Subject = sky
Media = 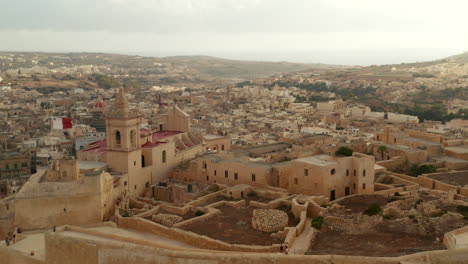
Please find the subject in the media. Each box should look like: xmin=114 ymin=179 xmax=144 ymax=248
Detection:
xmin=1 ymin=0 xmax=467 ymax=65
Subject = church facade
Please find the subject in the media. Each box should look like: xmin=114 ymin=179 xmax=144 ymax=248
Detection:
xmin=78 ymin=88 xmax=203 ymax=195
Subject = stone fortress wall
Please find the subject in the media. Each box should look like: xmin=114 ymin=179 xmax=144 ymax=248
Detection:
xmin=2 ymin=223 xmax=468 ymax=264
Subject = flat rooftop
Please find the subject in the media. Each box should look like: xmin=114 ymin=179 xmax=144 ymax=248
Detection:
xmin=296 ymin=155 xmax=337 ymax=166
xmin=79 ymin=161 xmax=108 ymax=170
xmin=204 ymin=134 xmax=225 ymax=140
xmin=445 ymin=146 xmax=468 ymax=154
xmin=402 ymin=137 xmax=441 ymax=147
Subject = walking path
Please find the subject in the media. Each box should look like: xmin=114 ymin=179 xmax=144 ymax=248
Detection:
xmin=290 ymin=218 xmax=315 ymax=255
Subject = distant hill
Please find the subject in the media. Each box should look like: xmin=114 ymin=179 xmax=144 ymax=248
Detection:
xmin=445 ymin=51 xmax=468 ymax=63
xmin=158 ymin=55 xmax=334 ymax=79
xmin=0 ymin=52 xmax=336 ymax=82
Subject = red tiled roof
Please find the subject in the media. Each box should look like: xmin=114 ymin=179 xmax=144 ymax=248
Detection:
xmin=142 ymin=131 xmax=181 ymax=148
xmin=80 ymin=131 xmax=181 ymax=152
xmin=152 ymin=131 xmax=181 ymax=141
xmin=141 ymin=141 xmax=165 ymax=148
xmin=82 ymin=139 xmax=107 ymax=152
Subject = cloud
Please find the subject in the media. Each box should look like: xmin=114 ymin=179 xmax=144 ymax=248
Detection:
xmin=0 ymin=0 xmax=466 ymax=64
xmin=1 ymin=0 xmax=466 ymax=33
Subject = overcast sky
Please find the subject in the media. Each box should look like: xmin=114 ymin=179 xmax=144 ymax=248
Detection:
xmin=1 ymin=0 xmax=467 ymax=65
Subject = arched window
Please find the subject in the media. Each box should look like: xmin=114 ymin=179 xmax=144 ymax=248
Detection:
xmin=115 ymin=130 xmax=121 ymax=145
xmin=331 ymin=168 xmax=336 ymax=175
xmin=162 ymin=150 xmax=166 ymax=163
xmin=130 ymin=130 xmax=136 ymax=147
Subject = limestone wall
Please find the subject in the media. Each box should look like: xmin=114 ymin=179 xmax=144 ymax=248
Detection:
xmin=375 ymin=187 xmax=405 ymax=196
xmin=24 ymin=225 xmax=468 ymax=264
xmin=307 ymin=199 xmax=326 ymax=217
xmin=295 ymin=211 xmax=307 ymax=236
xmin=117 ymin=215 xmax=279 ymax=252
xmin=14 ymin=193 xmax=102 ymax=231
xmin=291 ymin=197 xmax=308 ymax=218
xmin=0 ymin=246 xmax=43 ymax=264
xmin=172 ymin=207 xmax=221 ymax=228
xmin=391 ymin=172 xmax=468 ymax=197
xmin=376 ymin=156 xmax=406 ymax=171
xmin=444 ymin=225 xmax=468 ymax=249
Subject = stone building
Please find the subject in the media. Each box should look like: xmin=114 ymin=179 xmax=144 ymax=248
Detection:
xmin=173 ymin=151 xmax=375 ymax=201
xmin=316 ymin=100 xmax=347 ymax=112
xmin=376 ymin=126 xmax=444 ymax=156
xmin=4 ymin=159 xmax=116 ymax=232
xmin=0 ymin=152 xmax=31 ymax=180
xmin=288 ymin=153 xmax=375 ymax=200
xmin=78 ymin=88 xmax=204 ymax=195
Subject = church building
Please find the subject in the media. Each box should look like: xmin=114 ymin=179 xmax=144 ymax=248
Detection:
xmin=78 ymin=88 xmax=204 ymax=195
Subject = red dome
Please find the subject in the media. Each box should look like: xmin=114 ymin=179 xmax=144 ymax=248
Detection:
xmin=94 ymin=96 xmax=106 ymax=108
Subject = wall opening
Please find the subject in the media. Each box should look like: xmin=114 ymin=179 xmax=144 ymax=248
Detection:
xmin=115 ymin=130 xmax=121 ymax=145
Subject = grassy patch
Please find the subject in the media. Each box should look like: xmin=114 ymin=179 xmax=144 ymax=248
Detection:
xmin=363 ymin=204 xmax=382 ymax=216
xmin=456 ymin=206 xmax=468 ymax=219
xmin=431 ymin=210 xmax=447 ymax=218
xmin=247 ymin=191 xmax=257 ymax=197
xmin=311 ymin=216 xmax=324 ymax=230
xmin=195 ymin=210 xmax=205 ymax=216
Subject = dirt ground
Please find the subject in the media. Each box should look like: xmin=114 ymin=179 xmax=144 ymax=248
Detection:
xmin=336 ymin=194 xmax=389 ymax=213
xmin=181 ymin=204 xmax=296 ymax=245
xmin=308 ymin=230 xmax=444 ymax=257
xmin=310 ymin=192 xmax=466 ymax=256
xmin=157 ymin=209 xmax=197 ymax=220
xmin=198 ymin=195 xmax=273 ymax=207
xmin=197 ymin=196 xmax=226 ymax=207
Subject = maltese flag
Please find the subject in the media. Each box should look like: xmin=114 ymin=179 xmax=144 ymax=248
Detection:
xmin=52 ymin=117 xmax=73 ymax=129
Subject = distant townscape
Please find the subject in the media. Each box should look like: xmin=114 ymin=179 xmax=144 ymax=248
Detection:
xmin=0 ymin=51 xmax=467 ymax=264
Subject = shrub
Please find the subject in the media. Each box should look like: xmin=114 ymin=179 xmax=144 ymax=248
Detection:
xmin=363 ymin=204 xmax=382 ymax=216
xmin=414 ymin=199 xmax=423 ymax=209
xmin=311 ymin=216 xmax=324 ymax=230
xmin=431 ymin=210 xmax=447 ymax=218
xmin=409 ymin=164 xmax=436 ymax=176
xmin=122 ymin=210 xmax=130 ymax=217
xmin=195 ymin=210 xmax=205 ymax=216
xmin=247 ymin=191 xmax=257 ymax=197
xmin=388 ymin=197 xmax=399 ymax=203
xmin=456 ymin=206 xmax=468 ymax=219
xmin=335 ymin=146 xmax=353 ymax=157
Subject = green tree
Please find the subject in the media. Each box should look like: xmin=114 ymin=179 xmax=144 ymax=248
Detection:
xmin=311 ymin=216 xmax=324 ymax=230
xmin=335 ymin=146 xmax=353 ymax=156
xmin=409 ymin=164 xmax=436 ymax=176
xmin=378 ymin=145 xmax=388 ymax=160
